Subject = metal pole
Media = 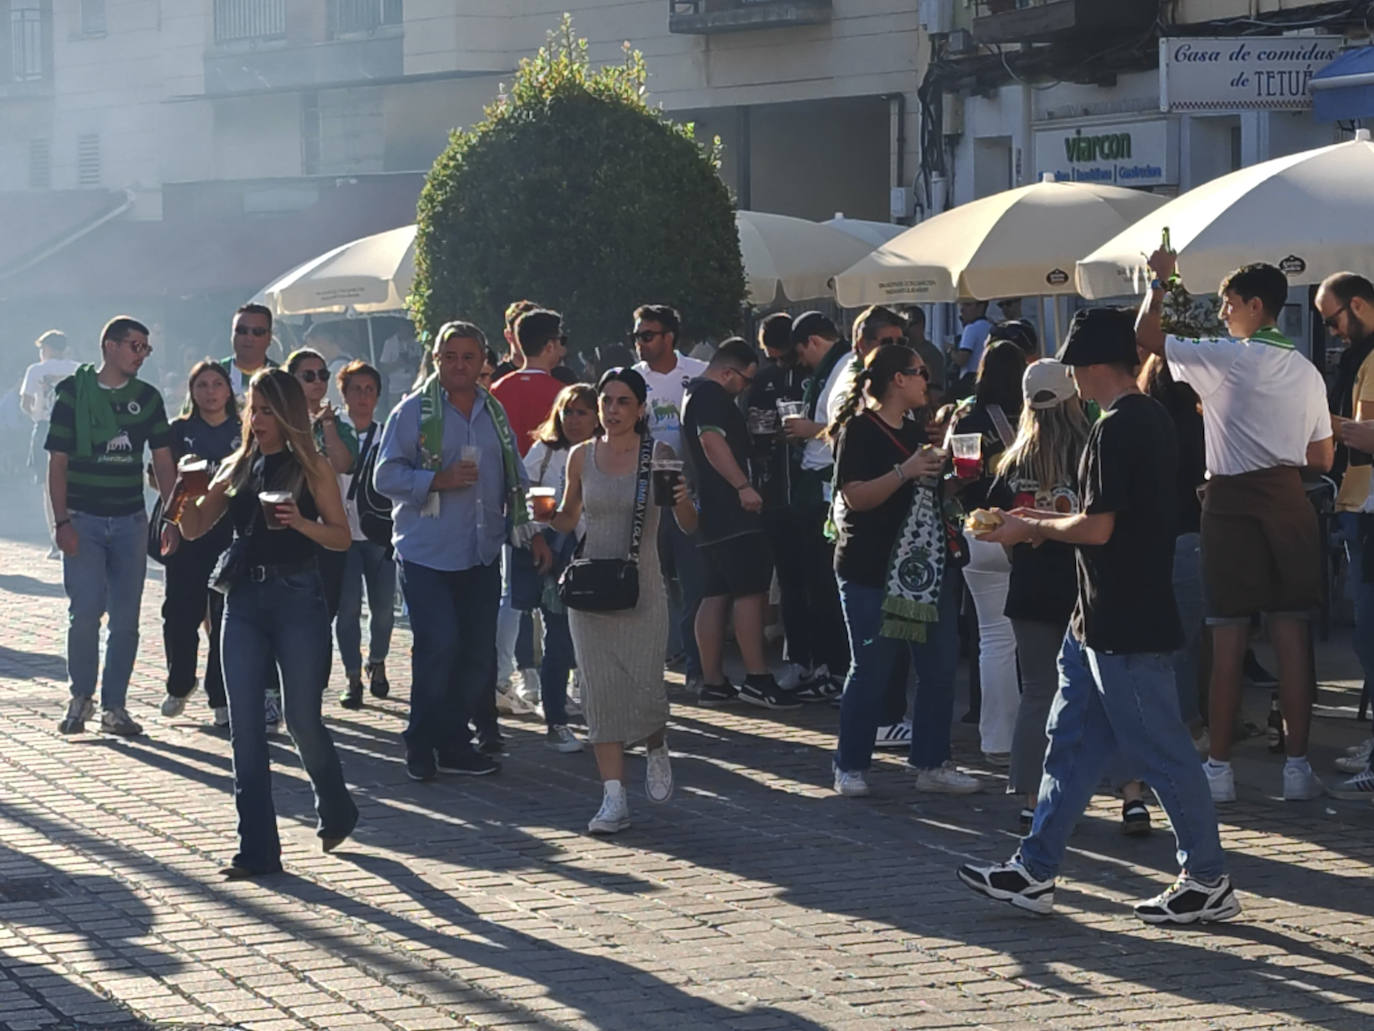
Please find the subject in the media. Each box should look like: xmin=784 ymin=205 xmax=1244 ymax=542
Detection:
xmin=367 ymin=317 xmax=377 ymax=366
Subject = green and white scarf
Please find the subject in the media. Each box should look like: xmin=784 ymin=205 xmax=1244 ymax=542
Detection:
xmin=417 ymin=374 xmax=530 ymax=535
xmin=879 ymin=480 xmax=946 ymax=643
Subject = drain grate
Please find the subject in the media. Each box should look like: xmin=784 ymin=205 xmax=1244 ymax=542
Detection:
xmin=0 ymin=876 xmax=67 ymax=903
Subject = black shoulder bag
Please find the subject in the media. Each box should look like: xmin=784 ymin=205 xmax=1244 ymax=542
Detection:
xmin=557 ymin=434 xmax=652 ymax=612
xmin=347 ymin=424 xmax=394 ymax=553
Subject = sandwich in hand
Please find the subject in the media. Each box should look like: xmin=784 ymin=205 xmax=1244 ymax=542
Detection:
xmin=965 ymin=508 xmax=1004 ymax=536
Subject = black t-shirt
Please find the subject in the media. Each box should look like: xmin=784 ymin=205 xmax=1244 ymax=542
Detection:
xmin=1152 ymin=381 xmax=1205 ymax=536
xmin=988 ymin=474 xmax=1079 ymax=628
xmin=1070 ymin=393 xmax=1182 ymax=654
xmin=228 ymin=451 xmax=321 ymax=568
xmin=834 ymin=412 xmax=927 ymax=588
xmin=745 ymin=360 xmax=806 ymax=511
xmin=681 ymin=377 xmax=760 ymax=545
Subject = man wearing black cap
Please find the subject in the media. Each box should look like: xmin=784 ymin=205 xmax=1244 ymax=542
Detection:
xmin=957 ymin=307 xmax=1237 ymax=926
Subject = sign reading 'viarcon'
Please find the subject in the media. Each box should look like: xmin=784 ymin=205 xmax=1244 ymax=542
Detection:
xmin=1160 ymin=36 xmax=1344 ymax=112
xmin=1035 ymin=119 xmax=1178 ymax=187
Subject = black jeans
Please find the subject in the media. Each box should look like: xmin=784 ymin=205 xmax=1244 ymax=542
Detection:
xmin=162 ymin=540 xmax=227 ymax=708
xmin=791 ymin=503 xmax=850 ymax=676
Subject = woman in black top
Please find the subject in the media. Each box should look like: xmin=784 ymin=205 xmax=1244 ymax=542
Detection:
xmin=830 ymin=345 xmax=980 ymax=798
xmin=179 ymin=368 xmax=356 ymax=878
xmin=159 ymin=360 xmax=240 ymax=726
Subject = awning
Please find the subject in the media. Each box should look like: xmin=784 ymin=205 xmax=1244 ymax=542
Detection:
xmin=1311 ymin=46 xmax=1374 ymax=123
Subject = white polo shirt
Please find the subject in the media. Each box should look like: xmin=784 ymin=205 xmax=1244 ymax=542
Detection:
xmin=1165 ymin=328 xmax=1330 ymax=477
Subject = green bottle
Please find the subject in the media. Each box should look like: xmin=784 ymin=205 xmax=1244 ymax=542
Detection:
xmin=1161 ymin=226 xmax=1181 ymax=285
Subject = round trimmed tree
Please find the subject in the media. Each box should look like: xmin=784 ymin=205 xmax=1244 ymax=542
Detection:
xmin=411 ymin=18 xmax=746 ymax=352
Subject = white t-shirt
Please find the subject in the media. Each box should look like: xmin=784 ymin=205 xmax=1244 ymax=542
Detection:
xmin=632 ymin=354 xmax=708 ymax=457
xmin=19 ymin=358 xmax=79 ymax=422
xmin=1165 ymin=332 xmax=1331 ymax=477
xmin=802 ymin=356 xmax=853 ymax=472
xmin=958 ymin=317 xmax=993 ymax=373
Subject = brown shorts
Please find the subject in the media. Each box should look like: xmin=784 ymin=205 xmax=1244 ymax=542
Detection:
xmin=1200 ymin=467 xmax=1321 ymax=623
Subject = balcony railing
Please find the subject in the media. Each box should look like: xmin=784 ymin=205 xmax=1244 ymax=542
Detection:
xmin=328 ymin=0 xmax=402 ymax=38
xmin=669 ymin=0 xmax=831 ymax=35
xmin=972 ymin=0 xmax=1155 ymax=45
xmin=213 ymin=0 xmax=286 ymax=45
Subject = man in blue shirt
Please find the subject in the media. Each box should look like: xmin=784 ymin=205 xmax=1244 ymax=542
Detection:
xmin=375 ymin=321 xmax=549 ymax=781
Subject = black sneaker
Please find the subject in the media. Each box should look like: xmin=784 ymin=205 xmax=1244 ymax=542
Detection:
xmin=405 ymin=751 xmax=437 ymax=783
xmin=1121 ymin=799 xmax=1152 ymax=837
xmin=738 ymin=676 xmax=803 ymax=711
xmin=1133 ymin=874 xmax=1241 ymax=925
xmin=340 ymin=675 xmax=364 ymax=711
xmin=476 ymin=734 xmax=506 ymax=756
xmin=793 ymin=673 xmax=842 ymax=704
xmin=436 ymin=749 xmax=500 ymax=776
xmin=956 ymin=855 xmax=1056 ymax=915
xmin=698 ymin=681 xmax=739 ymax=707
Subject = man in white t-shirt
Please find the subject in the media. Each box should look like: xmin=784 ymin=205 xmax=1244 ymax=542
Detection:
xmin=20 ymin=330 xmax=80 ymax=554
xmin=632 ymin=303 xmax=708 ymax=688
xmin=950 ymin=301 xmax=993 ymax=393
xmin=1137 ymin=253 xmax=1333 ymax=805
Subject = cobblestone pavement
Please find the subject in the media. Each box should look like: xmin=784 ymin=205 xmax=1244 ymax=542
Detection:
xmin=1 ymin=531 xmax=1373 ymax=1031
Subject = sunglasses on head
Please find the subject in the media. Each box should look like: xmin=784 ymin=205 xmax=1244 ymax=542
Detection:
xmin=296 ymin=369 xmax=327 ymax=383
xmin=235 ymin=326 xmax=269 ymax=338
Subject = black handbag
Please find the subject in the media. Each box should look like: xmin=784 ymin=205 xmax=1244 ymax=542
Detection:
xmin=557 ymin=434 xmax=652 ymax=612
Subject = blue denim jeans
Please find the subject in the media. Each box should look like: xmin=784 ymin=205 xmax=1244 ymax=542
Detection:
xmin=63 ymin=510 xmax=148 ymax=709
xmin=400 ymin=559 xmax=500 ymax=758
xmin=1019 ymin=634 xmax=1226 ymax=884
xmin=1171 ymin=532 xmax=1205 ymax=722
xmin=222 ymin=571 xmax=357 ymax=872
xmin=335 ymin=539 xmax=396 ymax=675
xmin=658 ymin=515 xmax=703 ymax=680
xmin=539 ymin=606 xmax=575 ymax=728
xmin=835 ymin=572 xmax=960 ymax=773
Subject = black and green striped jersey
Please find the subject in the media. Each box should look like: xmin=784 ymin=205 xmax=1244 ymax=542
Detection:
xmin=45 ymin=377 xmax=171 ymax=516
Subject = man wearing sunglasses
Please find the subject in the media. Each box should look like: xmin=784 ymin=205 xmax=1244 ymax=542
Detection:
xmin=221 ymin=303 xmax=278 ymax=403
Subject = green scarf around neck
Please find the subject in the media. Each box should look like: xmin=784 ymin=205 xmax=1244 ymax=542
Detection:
xmin=418 ymin=374 xmax=529 ymax=531
xmin=73 ymin=364 xmax=120 ymax=458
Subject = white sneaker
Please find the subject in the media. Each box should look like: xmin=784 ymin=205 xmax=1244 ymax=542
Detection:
xmin=645 ymin=745 xmax=673 ymax=804
xmin=160 ymin=693 xmax=187 ymax=718
xmin=1344 ymin=735 xmax=1374 ymax=756
xmin=545 ymin=725 xmax=584 ymax=754
xmin=833 ymin=769 xmax=870 ymax=797
xmin=1281 ymin=763 xmax=1325 ymax=801
xmin=1335 ymin=737 xmax=1374 ymax=773
xmin=873 ymin=722 xmax=913 ymax=751
xmin=495 ymin=680 xmax=535 ymax=715
xmin=587 ymin=788 xmax=631 ymax=834
xmin=1203 ymin=761 xmax=1236 ymax=803
xmin=775 ymin=663 xmax=812 ymax=691
xmin=212 ymin=706 xmax=230 ymax=727
xmin=1328 ymin=766 xmax=1374 ymax=800
xmin=516 ymin=668 xmax=542 ymax=710
xmin=914 ymin=761 xmax=980 ymax=795
xmin=264 ymin=692 xmax=281 ymax=731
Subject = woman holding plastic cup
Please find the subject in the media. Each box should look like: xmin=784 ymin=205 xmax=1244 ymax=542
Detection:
xmin=158 ymin=360 xmax=240 ymax=726
xmin=177 ymin=368 xmax=356 ymax=878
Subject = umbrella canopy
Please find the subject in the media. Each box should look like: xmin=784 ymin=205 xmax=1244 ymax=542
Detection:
xmin=823 ymin=215 xmax=907 ymax=248
xmin=736 ymin=210 xmax=876 ymax=305
xmin=1077 ymin=130 xmax=1374 ymax=299
xmin=833 ymin=179 xmax=1168 ymax=307
xmin=257 ymin=224 xmax=417 ymax=315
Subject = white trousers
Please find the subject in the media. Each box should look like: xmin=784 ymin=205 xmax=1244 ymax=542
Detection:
xmin=961 ymin=534 xmax=1019 ymax=755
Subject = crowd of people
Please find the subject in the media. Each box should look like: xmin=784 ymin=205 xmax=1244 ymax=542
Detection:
xmin=19 ymin=260 xmax=1374 ymax=918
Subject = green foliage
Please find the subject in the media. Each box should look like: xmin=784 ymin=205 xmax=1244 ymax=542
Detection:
xmin=411 ymin=16 xmax=746 ymax=352
xmin=1161 ymin=281 xmax=1226 ymax=339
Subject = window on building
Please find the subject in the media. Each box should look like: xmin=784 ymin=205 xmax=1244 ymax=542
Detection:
xmin=212 ymin=0 xmax=286 ymax=45
xmin=77 ymin=133 xmax=100 ymax=185
xmin=79 ymin=0 xmax=105 ymax=36
xmin=327 ymin=0 xmax=402 ymax=38
xmin=28 ymin=138 xmax=50 ymax=188
xmin=4 ymin=0 xmax=54 ymax=83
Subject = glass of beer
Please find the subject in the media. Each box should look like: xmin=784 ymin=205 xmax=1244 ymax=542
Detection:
xmin=527 ymin=486 xmax=557 ymax=521
xmin=166 ymin=456 xmax=209 ymax=524
xmin=950 ymin=434 xmax=982 ymax=480
xmin=652 ymin=459 xmax=684 ymax=506
xmin=258 ymin=490 xmax=293 ymax=530
xmin=461 ymin=444 xmax=480 ymax=467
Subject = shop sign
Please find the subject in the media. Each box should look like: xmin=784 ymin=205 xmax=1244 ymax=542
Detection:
xmin=1034 ymin=119 xmax=1177 ymax=187
xmin=1160 ymin=36 xmax=1344 ymax=112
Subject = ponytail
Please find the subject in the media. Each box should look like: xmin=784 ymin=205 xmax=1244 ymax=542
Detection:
xmin=825 ymin=363 xmax=871 ymax=442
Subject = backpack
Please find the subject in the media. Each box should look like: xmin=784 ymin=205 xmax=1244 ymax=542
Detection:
xmin=348 ymin=424 xmax=393 ymax=553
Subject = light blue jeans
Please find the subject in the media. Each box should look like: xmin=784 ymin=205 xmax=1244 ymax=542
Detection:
xmin=63 ymin=510 xmax=148 ymax=709
xmin=335 ymin=538 xmax=396 ymax=675
xmin=1018 ymin=633 xmax=1226 ymax=884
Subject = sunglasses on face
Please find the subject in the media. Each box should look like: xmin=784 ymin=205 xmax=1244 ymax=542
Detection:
xmin=875 ymin=334 xmax=908 ymax=347
xmin=124 ymin=341 xmax=153 ymax=357
xmin=235 ymin=326 xmax=269 ymax=338
xmin=1323 ymin=303 xmax=1351 ymax=330
xmin=296 ymin=369 xmax=327 ymax=383
xmin=901 ymin=366 xmax=930 ymax=381
xmin=632 ymin=329 xmax=666 ymax=343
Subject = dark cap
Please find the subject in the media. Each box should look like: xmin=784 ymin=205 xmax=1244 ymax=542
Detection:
xmin=1056 ymin=307 xmax=1137 ymax=367
xmin=791 ymin=311 xmax=839 ymax=345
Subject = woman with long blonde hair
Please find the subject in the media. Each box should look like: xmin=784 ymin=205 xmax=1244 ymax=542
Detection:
xmin=178 ymin=368 xmax=356 ymax=878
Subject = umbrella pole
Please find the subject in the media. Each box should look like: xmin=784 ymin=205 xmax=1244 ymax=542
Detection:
xmin=1050 ymin=296 xmax=1064 ymax=355
xmin=367 ymin=318 xmax=377 ymax=366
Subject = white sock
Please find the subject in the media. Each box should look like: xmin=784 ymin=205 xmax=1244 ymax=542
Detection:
xmin=1204 ymin=758 xmax=1231 ymax=772
xmin=1283 ymin=755 xmax=1311 ymax=772
xmin=603 ymin=779 xmax=625 ymax=798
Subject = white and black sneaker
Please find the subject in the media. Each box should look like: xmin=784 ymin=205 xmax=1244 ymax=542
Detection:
xmin=738 ymin=675 xmax=802 ymax=711
xmin=956 ymin=855 xmax=1056 ymax=915
xmin=873 ymin=722 xmax=913 ymax=750
xmin=1133 ymin=873 xmax=1240 ymax=925
xmin=698 ymin=680 xmax=739 ymax=707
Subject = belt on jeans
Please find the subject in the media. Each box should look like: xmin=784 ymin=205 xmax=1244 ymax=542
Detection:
xmin=247 ymin=558 xmax=318 ymax=583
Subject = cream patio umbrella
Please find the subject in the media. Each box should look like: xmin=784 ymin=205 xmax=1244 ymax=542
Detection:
xmin=823 ymin=214 xmax=907 ymax=249
xmin=257 ymin=224 xmax=417 ymax=316
xmin=1077 ymin=129 xmax=1374 ymax=299
xmin=832 ymin=178 xmax=1168 ymax=308
xmin=736 ymin=210 xmax=876 ymax=305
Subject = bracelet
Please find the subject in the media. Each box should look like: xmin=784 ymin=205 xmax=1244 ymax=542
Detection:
xmin=54 ymin=517 xmax=71 ymax=529
xmin=892 ymin=463 xmax=906 ymax=483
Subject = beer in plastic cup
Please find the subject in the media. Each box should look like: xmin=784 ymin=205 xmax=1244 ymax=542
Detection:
xmin=950 ymin=433 xmax=982 ymax=480
xmin=776 ymin=400 xmax=806 ymax=424
xmin=461 ymin=444 xmax=480 ymax=467
xmin=652 ymin=459 xmax=684 ymax=506
xmin=528 ymin=486 xmax=557 ymax=521
xmin=167 ymin=456 xmax=209 ymax=524
xmin=258 ymin=490 xmax=293 ymax=530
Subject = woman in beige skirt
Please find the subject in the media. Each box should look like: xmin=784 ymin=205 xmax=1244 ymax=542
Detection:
xmin=544 ymin=367 xmax=698 ymax=834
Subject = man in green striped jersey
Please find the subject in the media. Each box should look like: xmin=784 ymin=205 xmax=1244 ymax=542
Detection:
xmin=46 ymin=316 xmax=176 ymax=737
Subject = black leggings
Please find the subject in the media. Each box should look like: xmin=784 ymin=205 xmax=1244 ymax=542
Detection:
xmin=162 ymin=543 xmax=227 ymax=708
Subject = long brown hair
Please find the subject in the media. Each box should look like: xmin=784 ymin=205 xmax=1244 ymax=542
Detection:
xmin=533 ymin=383 xmax=599 ymax=449
xmin=216 ymin=368 xmax=329 ymax=498
xmin=826 ymin=344 xmax=918 ymax=441
xmin=181 ymin=359 xmax=238 ymax=422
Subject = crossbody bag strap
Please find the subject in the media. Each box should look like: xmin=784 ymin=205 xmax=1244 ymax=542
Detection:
xmin=347 ymin=424 xmax=378 ymax=502
xmin=627 ymin=434 xmax=653 ymax=561
xmin=986 ymin=404 xmax=1016 ymax=450
xmin=862 ymin=410 xmax=915 ymax=459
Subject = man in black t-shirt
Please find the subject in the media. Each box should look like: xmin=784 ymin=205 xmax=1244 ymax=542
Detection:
xmin=682 ymin=338 xmax=798 ymax=711
xmin=957 ymin=307 xmax=1237 ymax=927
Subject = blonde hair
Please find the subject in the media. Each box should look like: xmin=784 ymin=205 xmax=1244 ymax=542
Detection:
xmin=996 ymin=395 xmax=1090 ymax=493
xmin=216 ymin=368 xmax=330 ymax=499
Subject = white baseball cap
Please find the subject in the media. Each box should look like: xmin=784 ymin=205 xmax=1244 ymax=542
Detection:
xmin=1023 ymin=358 xmax=1076 ymax=410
